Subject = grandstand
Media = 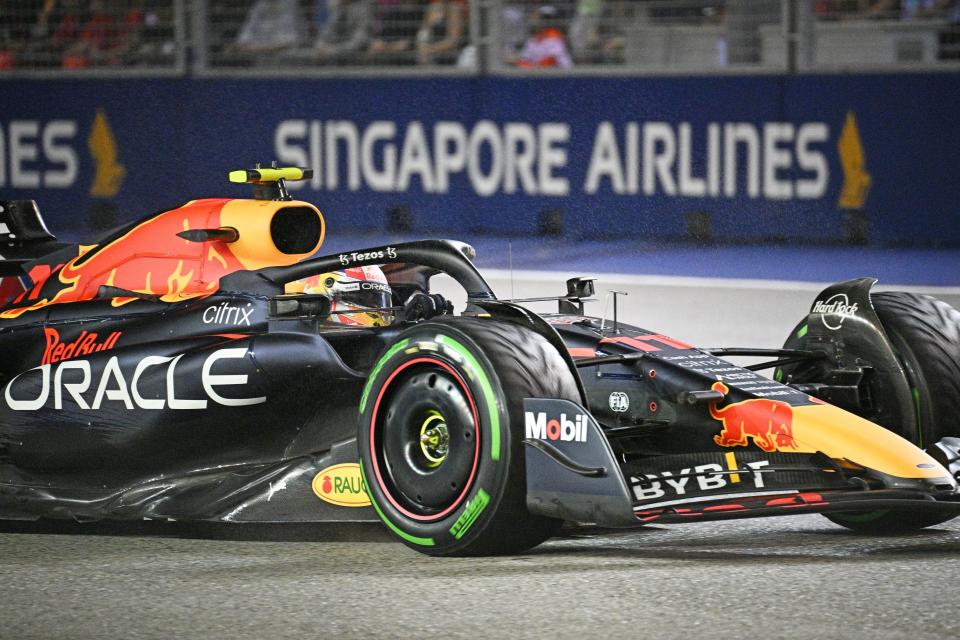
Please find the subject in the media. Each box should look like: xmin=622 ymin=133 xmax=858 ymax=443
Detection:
xmin=0 ymin=1 xmax=958 ymax=252
xmin=0 ymin=1 xmax=957 ymax=74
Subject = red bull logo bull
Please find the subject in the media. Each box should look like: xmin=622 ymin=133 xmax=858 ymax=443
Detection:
xmin=709 ymin=382 xmax=798 ymax=453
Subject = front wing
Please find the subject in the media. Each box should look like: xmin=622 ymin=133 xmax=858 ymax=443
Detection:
xmin=523 ymin=399 xmax=960 ymax=527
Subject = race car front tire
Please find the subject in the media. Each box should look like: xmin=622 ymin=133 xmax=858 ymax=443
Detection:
xmin=782 ymin=291 xmax=960 ymax=533
xmin=358 ymin=318 xmax=581 ymax=555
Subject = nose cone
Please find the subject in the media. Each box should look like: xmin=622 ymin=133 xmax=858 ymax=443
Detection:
xmin=788 ymin=404 xmax=953 ymax=483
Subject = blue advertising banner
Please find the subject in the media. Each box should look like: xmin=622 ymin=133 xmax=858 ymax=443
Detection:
xmin=0 ymin=74 xmax=957 ymax=245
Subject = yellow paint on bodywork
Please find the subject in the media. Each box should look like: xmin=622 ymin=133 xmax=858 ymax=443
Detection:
xmin=207 ymin=245 xmax=229 ymax=270
xmin=789 ymin=404 xmax=947 ymax=480
xmin=229 ymin=167 xmax=309 ymax=183
xmin=219 ymin=199 xmax=325 ymax=270
xmin=724 ymin=452 xmax=741 ymax=484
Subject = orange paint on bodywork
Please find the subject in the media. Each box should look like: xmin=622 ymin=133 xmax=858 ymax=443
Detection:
xmin=1 ymin=199 xmax=238 ymax=318
xmin=708 ymin=381 xmax=951 ymax=481
xmin=0 ymin=198 xmax=324 ymax=319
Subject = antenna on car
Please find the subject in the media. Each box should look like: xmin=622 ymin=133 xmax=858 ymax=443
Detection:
xmin=228 ymin=162 xmax=314 ymax=201
xmin=599 ymin=290 xmax=627 ymax=335
xmin=508 ymin=240 xmax=515 ymax=300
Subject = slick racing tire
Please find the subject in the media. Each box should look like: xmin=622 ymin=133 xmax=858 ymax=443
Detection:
xmin=781 ymin=292 xmax=960 ymax=533
xmin=358 ymin=318 xmax=580 ymax=556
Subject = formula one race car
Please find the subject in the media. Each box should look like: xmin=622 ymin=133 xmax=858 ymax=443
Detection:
xmin=1 ymin=167 xmax=959 ymax=557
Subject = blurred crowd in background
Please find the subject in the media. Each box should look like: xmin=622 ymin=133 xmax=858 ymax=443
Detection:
xmin=0 ymin=0 xmax=958 ymax=70
xmin=0 ymin=0 xmax=176 ymax=69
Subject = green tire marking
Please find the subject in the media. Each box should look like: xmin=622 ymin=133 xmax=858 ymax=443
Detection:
xmin=360 ymin=339 xmax=410 ymax=414
xmin=359 ymin=461 xmax=435 ymax=547
xmin=797 ymin=324 xmax=808 ymax=339
xmin=449 ymin=489 xmax=490 ymax=540
xmin=436 ymin=334 xmax=501 ymax=462
xmin=774 ymin=369 xmax=784 ymax=382
xmin=912 ymin=387 xmax=923 ymax=448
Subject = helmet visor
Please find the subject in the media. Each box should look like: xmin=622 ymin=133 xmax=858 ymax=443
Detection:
xmin=333 ymin=280 xmax=392 ymax=310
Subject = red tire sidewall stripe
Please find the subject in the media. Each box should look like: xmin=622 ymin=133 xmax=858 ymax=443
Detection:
xmin=369 ymin=356 xmax=482 ymax=522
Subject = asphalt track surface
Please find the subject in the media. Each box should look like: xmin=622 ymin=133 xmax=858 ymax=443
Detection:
xmin=2 ymin=517 xmax=960 ymax=640
xmin=3 ymin=273 xmax=960 ymax=640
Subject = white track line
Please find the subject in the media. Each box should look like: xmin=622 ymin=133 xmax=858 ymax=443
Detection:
xmin=480 ymin=269 xmax=960 ymax=295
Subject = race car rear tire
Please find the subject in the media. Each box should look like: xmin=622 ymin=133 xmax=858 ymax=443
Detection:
xmin=358 ymin=318 xmax=580 ymax=555
xmin=781 ymin=291 xmax=960 ymax=533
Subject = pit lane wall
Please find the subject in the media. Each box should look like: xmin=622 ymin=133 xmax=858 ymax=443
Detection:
xmin=0 ymin=74 xmax=957 ymax=245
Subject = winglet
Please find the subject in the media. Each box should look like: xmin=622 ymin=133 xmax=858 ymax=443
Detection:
xmin=228 ymin=166 xmax=313 ymax=201
xmin=228 ymin=167 xmax=313 ymax=184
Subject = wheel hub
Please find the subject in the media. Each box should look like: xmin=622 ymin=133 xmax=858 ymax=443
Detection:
xmin=419 ymin=411 xmax=450 ymax=466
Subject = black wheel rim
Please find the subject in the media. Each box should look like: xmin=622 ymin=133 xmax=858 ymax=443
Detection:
xmin=373 ymin=359 xmax=479 ymax=519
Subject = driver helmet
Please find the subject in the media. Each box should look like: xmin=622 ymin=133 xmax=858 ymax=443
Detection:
xmin=286 ymin=266 xmax=393 ymax=327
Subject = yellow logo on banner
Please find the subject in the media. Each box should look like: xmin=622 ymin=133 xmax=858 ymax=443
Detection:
xmin=837 ymin=111 xmax=871 ymax=210
xmin=88 ymin=109 xmax=125 ymax=197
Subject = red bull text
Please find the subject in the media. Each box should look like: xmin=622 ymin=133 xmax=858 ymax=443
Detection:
xmin=42 ymin=328 xmax=121 ymax=366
